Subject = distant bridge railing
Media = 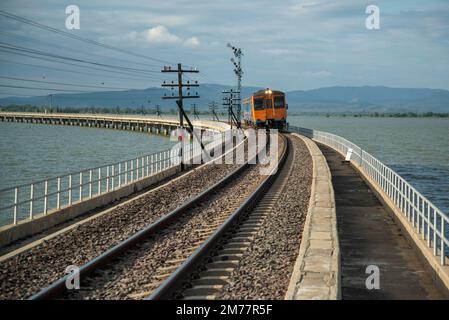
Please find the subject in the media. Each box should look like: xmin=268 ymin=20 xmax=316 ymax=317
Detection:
xmin=0 ymin=130 xmax=221 ymax=228
xmin=290 ymin=125 xmax=449 ymax=266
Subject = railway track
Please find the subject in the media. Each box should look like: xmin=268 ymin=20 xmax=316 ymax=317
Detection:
xmin=148 ymin=133 xmax=291 ymax=300
xmin=27 ymin=134 xmax=285 ymax=300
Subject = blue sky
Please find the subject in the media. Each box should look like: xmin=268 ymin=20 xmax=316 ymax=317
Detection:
xmin=0 ymin=0 xmax=448 ymax=97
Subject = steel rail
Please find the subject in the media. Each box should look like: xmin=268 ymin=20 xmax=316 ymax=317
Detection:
xmin=28 ymin=136 xmax=259 ymax=300
xmin=147 ymin=133 xmax=289 ymax=300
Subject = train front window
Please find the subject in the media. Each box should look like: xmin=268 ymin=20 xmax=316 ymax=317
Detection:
xmin=274 ymin=96 xmax=284 ymax=108
xmin=266 ymin=99 xmax=272 ymax=108
xmin=254 ymin=98 xmax=264 ymax=110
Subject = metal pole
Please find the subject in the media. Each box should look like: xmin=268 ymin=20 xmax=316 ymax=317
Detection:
xmin=118 ymin=163 xmax=122 ymax=187
xmin=57 ymin=177 xmax=61 ymax=209
xmin=44 ymin=180 xmax=48 ymax=215
xmin=69 ymin=174 xmax=72 ymax=205
xmin=13 ymin=187 xmax=18 ymax=225
xmin=29 ymin=183 xmax=34 ymax=219
xmin=89 ymin=170 xmax=93 ymax=198
xmin=79 ymin=172 xmax=83 ymax=201
xmin=98 ymin=168 xmax=101 ymax=194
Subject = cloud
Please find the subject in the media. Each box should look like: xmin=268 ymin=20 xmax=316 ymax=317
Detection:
xmin=108 ymin=25 xmax=201 ymax=48
xmin=144 ymin=25 xmax=181 ymax=44
xmin=184 ymin=36 xmax=200 ymax=48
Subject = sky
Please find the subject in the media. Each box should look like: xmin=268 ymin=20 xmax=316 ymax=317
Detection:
xmin=0 ymin=0 xmax=448 ymax=98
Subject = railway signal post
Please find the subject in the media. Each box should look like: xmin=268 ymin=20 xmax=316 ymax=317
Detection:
xmin=222 ymin=89 xmax=241 ymax=130
xmin=227 ymin=43 xmax=243 ymax=125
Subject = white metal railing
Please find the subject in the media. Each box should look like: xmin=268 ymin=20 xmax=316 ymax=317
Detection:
xmin=290 ymin=125 xmax=449 ymax=266
xmin=0 ymin=129 xmax=222 ymax=228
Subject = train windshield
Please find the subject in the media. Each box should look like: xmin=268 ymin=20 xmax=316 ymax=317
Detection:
xmin=274 ymin=96 xmax=284 ymax=108
xmin=254 ymin=98 xmax=264 ymax=110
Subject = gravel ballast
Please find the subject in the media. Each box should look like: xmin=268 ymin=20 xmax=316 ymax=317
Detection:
xmin=0 ymin=162 xmax=241 ymax=299
xmin=215 ymin=135 xmax=312 ymax=299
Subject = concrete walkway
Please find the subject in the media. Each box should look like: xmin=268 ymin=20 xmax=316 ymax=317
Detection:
xmin=318 ymin=143 xmax=443 ymax=300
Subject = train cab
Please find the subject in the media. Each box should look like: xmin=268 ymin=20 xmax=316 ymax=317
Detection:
xmin=242 ymin=88 xmax=287 ymax=129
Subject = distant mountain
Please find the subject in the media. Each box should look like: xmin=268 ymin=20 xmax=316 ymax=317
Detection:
xmin=1 ymin=85 xmax=448 ymax=113
xmin=285 ymin=86 xmax=449 ymax=113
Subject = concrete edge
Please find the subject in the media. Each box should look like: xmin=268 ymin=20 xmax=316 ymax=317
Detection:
xmin=285 ymin=133 xmax=340 ymax=300
xmin=316 ymin=139 xmax=449 ymax=299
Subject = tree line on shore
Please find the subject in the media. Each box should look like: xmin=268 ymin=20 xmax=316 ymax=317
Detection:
xmin=1 ymin=104 xmax=448 ymax=118
xmin=0 ymin=104 xmax=227 ymax=116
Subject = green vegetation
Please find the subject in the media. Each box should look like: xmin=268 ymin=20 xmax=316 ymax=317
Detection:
xmin=0 ymin=104 xmax=227 ymax=116
xmin=288 ymin=111 xmax=449 ymax=118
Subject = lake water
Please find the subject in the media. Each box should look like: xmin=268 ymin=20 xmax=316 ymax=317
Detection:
xmin=0 ymin=116 xmax=447 ymax=223
xmin=289 ymin=115 xmax=449 ymax=215
xmin=0 ymin=122 xmax=175 ymax=190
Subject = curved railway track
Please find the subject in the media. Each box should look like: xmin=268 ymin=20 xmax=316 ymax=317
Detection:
xmin=27 ymin=134 xmax=286 ymax=300
xmin=148 ymin=133 xmax=291 ymax=300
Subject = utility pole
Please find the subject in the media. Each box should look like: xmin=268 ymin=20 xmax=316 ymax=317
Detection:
xmin=227 ymin=43 xmax=243 ymax=125
xmin=161 ymin=63 xmax=208 ymax=170
xmin=222 ymin=89 xmax=241 ymax=130
xmin=191 ymin=103 xmax=200 ymax=120
xmin=208 ymin=101 xmax=220 ymax=121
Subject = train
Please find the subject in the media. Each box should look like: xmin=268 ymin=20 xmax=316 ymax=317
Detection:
xmin=242 ymin=88 xmax=288 ymax=129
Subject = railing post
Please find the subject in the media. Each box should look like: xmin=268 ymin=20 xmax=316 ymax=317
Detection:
xmin=89 ymin=170 xmax=93 ymax=198
xmin=441 ymin=218 xmax=445 ymax=265
xmin=13 ymin=187 xmax=18 ymax=225
xmin=433 ymin=209 xmax=437 ymax=256
xmin=125 ymin=162 xmax=128 ymax=184
xmin=141 ymin=157 xmax=144 ymax=177
xmin=111 ymin=165 xmax=115 ymax=191
xmin=43 ymin=180 xmax=48 ymax=215
xmin=57 ymin=177 xmax=61 ymax=209
xmin=421 ymin=198 xmax=425 ymax=240
xmin=146 ymin=155 xmax=149 ymax=176
xmin=106 ymin=166 xmax=110 ymax=192
xmin=79 ymin=172 xmax=83 ymax=201
xmin=29 ymin=183 xmax=34 ymax=219
xmin=98 ymin=168 xmax=101 ymax=194
xmin=427 ymin=204 xmax=431 ymax=247
xmin=69 ymin=174 xmax=72 ymax=205
xmin=131 ymin=160 xmax=134 ymax=181
xmin=118 ymin=163 xmax=122 ymax=187
xmin=151 ymin=155 xmax=154 ymax=175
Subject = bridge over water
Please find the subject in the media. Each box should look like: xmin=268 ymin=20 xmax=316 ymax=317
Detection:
xmin=0 ymin=112 xmax=447 ymax=300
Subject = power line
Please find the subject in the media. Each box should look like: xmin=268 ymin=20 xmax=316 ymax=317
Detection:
xmin=0 ymin=75 xmax=141 ymax=90
xmin=0 ymin=48 xmax=166 ymax=81
xmin=0 ymin=84 xmax=91 ymax=93
xmin=0 ymin=10 xmax=176 ymax=66
xmin=0 ymin=42 xmax=164 ymax=76
xmin=0 ymin=57 xmax=158 ymax=82
xmin=0 ymin=30 xmax=166 ymax=71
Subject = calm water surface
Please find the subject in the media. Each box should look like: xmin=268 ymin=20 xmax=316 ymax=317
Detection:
xmin=289 ymin=115 xmax=449 ymax=214
xmin=0 ymin=122 xmax=175 ymax=190
xmin=0 ymin=117 xmax=447 ymax=219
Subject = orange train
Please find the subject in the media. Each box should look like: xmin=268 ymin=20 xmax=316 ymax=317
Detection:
xmin=242 ymin=88 xmax=288 ymax=129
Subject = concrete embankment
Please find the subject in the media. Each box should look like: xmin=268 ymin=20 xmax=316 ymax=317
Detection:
xmin=285 ymin=134 xmax=340 ymax=300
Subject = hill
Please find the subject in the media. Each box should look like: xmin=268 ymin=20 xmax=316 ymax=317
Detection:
xmin=1 ymin=85 xmax=448 ymax=113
